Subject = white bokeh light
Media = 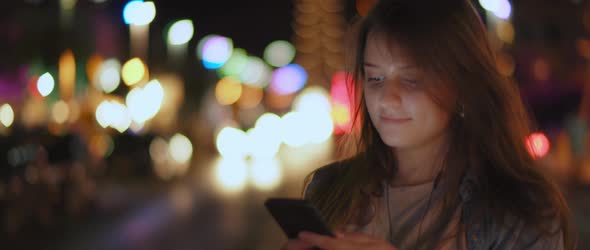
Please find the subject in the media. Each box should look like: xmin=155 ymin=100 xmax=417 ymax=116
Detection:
xmin=250 ymin=157 xmax=282 ymax=191
xmin=168 ymin=19 xmax=194 ymax=45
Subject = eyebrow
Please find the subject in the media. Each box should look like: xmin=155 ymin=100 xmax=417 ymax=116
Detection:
xmin=362 ymin=62 xmax=418 ymax=70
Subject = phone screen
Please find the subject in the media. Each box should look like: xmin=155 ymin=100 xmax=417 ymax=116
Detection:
xmin=264 ymin=198 xmax=334 ymax=239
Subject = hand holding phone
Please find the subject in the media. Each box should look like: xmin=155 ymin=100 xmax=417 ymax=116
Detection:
xmin=264 ymin=198 xmax=334 ymax=239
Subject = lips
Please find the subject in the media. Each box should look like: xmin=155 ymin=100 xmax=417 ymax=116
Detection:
xmin=380 ymin=116 xmax=412 ymax=123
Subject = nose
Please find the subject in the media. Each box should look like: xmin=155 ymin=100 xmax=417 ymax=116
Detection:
xmin=378 ymin=78 xmax=403 ymax=108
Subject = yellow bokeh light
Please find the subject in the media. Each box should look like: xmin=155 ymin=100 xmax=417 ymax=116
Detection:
xmin=214 ymin=157 xmax=248 ymax=194
xmin=169 ymin=133 xmax=193 ymax=164
xmin=0 ymin=104 xmax=15 ymax=128
xmin=332 ymin=104 xmax=351 ymax=126
xmin=87 ymin=54 xmax=103 ymax=88
xmin=215 ymin=76 xmax=242 ymax=105
xmin=495 ymin=20 xmax=514 ymax=44
xmin=59 ymin=49 xmax=76 ymax=100
xmin=52 ymin=100 xmax=70 ymax=124
xmin=122 ymin=58 xmax=147 ymax=86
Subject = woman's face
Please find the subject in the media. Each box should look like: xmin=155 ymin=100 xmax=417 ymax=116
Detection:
xmin=362 ymin=32 xmax=452 ymax=151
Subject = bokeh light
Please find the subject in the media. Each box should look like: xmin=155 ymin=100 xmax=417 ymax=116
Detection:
xmin=37 ymin=72 xmax=55 ymax=97
xmin=167 ymin=19 xmax=194 ymax=45
xmin=240 ymin=56 xmax=271 ymax=87
xmin=250 ymin=158 xmax=282 ymax=191
xmin=281 ymin=112 xmax=309 ymax=147
xmin=496 ymin=20 xmax=514 ymax=44
xmin=122 ymin=57 xmax=147 ymax=86
xmin=526 ymin=132 xmax=550 ymax=159
xmin=263 ymin=40 xmax=296 ymax=67
xmin=293 ymin=87 xmax=334 ymax=143
xmin=330 ymin=71 xmax=354 ymax=134
xmin=95 ymin=100 xmax=132 ymax=133
xmin=214 ymin=157 xmax=248 ymax=193
xmin=51 ymin=100 xmax=70 ymax=124
xmin=269 ymin=64 xmax=307 ymax=95
xmin=97 ymin=59 xmax=122 ymax=93
xmin=123 ymin=0 xmax=156 ymax=25
xmin=247 ymin=113 xmax=283 ymax=158
xmin=215 ymin=76 xmax=242 ymax=106
xmin=479 ymin=0 xmax=511 ymax=19
xmin=216 ymin=127 xmax=248 ymax=158
xmin=198 ymin=35 xmax=234 ymax=69
xmin=0 ymin=104 xmax=15 ymax=128
xmin=59 ymin=49 xmax=76 ymax=100
xmin=126 ymin=79 xmax=164 ymax=124
xmin=87 ymin=54 xmax=103 ymax=88
xmin=237 ymin=85 xmax=263 ymax=109
xmin=150 ymin=137 xmax=169 ymax=166
xmin=169 ymin=133 xmax=193 ymax=165
xmin=218 ymin=48 xmax=247 ymax=76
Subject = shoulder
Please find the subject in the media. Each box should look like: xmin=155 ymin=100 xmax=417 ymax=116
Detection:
xmin=303 ymin=156 xmax=361 ymax=199
xmin=488 ymin=213 xmax=564 ymax=249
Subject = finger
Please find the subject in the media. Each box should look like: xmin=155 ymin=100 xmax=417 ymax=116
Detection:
xmin=336 ymin=231 xmax=374 ymax=242
xmin=299 ymin=231 xmax=339 ymax=249
xmin=282 ymin=239 xmax=314 ymax=250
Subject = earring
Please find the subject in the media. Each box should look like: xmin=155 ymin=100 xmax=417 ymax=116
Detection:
xmin=458 ymin=104 xmax=465 ymax=118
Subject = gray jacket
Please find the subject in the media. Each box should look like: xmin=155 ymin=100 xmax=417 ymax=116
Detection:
xmin=304 ymin=160 xmax=564 ymax=250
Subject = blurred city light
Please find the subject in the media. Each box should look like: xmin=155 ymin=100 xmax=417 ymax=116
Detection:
xmin=250 ymin=157 xmax=282 ymax=191
xmin=215 ymin=76 xmax=242 ymax=106
xmin=58 ymin=49 xmax=76 ymax=100
xmin=86 ymin=54 xmax=103 ymax=88
xmin=122 ymin=57 xmax=147 ymax=86
xmin=95 ymin=100 xmax=132 ymax=133
xmin=216 ymin=127 xmax=248 ymax=158
xmin=98 ymin=59 xmax=122 ymax=93
xmin=263 ymin=40 xmax=296 ymax=67
xmin=150 ymin=137 xmax=169 ymax=166
xmin=237 ymin=85 xmax=263 ymax=109
xmin=0 ymin=104 xmax=15 ymax=128
xmin=293 ymin=86 xmax=332 ymax=115
xmin=37 ymin=72 xmax=55 ymax=97
xmin=51 ymin=100 xmax=70 ymax=124
xmin=60 ymin=0 xmax=77 ymax=10
xmin=479 ymin=0 xmax=511 ymax=19
xmin=269 ymin=64 xmax=307 ymax=95
xmin=169 ymin=133 xmax=193 ymax=165
xmin=123 ymin=0 xmax=156 ymax=25
xmin=214 ymin=157 xmax=248 ymax=193
xmin=240 ymin=56 xmax=271 ymax=87
xmin=247 ymin=113 xmax=283 ymax=158
xmin=330 ymin=71 xmax=354 ymax=134
xmin=197 ymin=35 xmax=234 ymax=69
xmin=218 ymin=47 xmax=247 ymax=76
xmin=281 ymin=111 xmax=310 ymax=147
xmin=168 ymin=19 xmax=194 ymax=45
xmin=126 ymin=79 xmax=164 ymax=124
xmin=526 ymin=132 xmax=551 ymax=159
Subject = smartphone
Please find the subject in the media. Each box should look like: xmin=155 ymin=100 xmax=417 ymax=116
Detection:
xmin=264 ymin=198 xmax=334 ymax=239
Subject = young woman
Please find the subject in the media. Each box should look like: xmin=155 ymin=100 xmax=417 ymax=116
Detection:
xmin=284 ymin=0 xmax=575 ymax=249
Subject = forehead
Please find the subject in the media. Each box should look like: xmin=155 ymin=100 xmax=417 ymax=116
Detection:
xmin=364 ymin=31 xmax=415 ymax=65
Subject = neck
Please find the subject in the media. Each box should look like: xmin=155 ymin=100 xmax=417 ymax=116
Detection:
xmin=390 ymin=133 xmax=449 ymax=187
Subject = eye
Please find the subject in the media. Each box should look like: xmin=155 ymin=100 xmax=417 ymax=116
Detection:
xmin=400 ymin=78 xmax=419 ymax=88
xmin=366 ymin=76 xmax=385 ymax=82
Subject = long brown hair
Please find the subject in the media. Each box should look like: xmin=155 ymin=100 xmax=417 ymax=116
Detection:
xmin=304 ymin=0 xmax=575 ymax=249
